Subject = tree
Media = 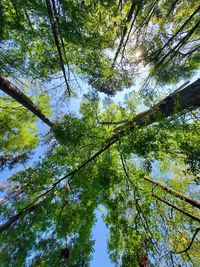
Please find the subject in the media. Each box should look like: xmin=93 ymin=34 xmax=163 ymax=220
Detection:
xmin=0 ymin=80 xmax=199 ymax=266
xmin=0 ymin=96 xmax=38 ymax=171
xmin=113 ymin=0 xmax=200 ymax=86
xmin=0 ymin=0 xmax=127 ymax=95
xmin=0 ymin=1 xmax=200 ymax=266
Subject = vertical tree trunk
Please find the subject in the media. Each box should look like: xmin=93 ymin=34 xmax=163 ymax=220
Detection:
xmin=139 ymin=252 xmax=149 ymax=267
xmin=113 ymin=0 xmax=138 ymax=63
xmin=0 ymin=75 xmax=53 ymax=127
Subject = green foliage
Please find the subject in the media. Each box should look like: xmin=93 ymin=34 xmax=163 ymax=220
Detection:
xmin=53 ymin=114 xmax=88 ymax=148
xmin=0 ymin=0 xmax=127 ymax=95
xmin=0 ymin=97 xmax=38 ymax=153
xmin=36 ymin=93 xmax=52 ymax=117
xmin=0 ymin=96 xmax=39 ymax=170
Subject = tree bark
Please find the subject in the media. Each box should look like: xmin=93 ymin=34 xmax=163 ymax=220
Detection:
xmin=0 ymin=75 xmax=53 ymax=127
xmin=112 ymin=78 xmax=200 ymax=139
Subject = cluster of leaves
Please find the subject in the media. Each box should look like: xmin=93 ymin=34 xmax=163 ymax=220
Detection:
xmin=0 ymin=0 xmax=132 ymax=94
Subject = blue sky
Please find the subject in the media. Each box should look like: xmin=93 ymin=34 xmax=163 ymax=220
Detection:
xmin=91 ymin=208 xmax=114 ymax=267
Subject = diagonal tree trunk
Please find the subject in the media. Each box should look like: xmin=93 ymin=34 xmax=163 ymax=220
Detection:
xmin=0 ymin=75 xmax=53 ymax=127
xmin=112 ymin=78 xmax=200 ymax=139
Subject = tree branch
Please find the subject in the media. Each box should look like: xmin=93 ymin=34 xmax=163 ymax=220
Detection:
xmin=144 ymin=177 xmax=200 ymax=210
xmin=172 ymin=227 xmax=200 ymax=254
xmin=152 ymin=195 xmax=200 ymax=223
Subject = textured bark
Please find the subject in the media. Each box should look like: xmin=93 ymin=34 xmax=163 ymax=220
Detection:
xmin=112 ymin=78 xmax=200 ymax=139
xmin=139 ymin=252 xmax=149 ymax=267
xmin=0 ymin=75 xmax=53 ymax=127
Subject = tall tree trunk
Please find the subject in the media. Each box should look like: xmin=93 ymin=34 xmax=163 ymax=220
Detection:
xmin=0 ymin=75 xmax=53 ymax=127
xmin=45 ymin=0 xmax=71 ymax=95
xmin=113 ymin=0 xmax=138 ymax=63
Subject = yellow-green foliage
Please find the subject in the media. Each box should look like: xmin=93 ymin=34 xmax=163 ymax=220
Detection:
xmin=0 ymin=96 xmax=39 ymax=153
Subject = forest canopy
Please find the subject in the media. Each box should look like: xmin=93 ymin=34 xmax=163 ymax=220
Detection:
xmin=0 ymin=0 xmax=200 ymax=266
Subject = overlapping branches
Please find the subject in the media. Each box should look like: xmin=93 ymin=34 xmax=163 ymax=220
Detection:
xmin=0 ymin=79 xmax=199 ymax=233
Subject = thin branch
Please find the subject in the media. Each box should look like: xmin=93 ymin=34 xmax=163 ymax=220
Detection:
xmin=45 ymin=0 xmax=71 ymax=95
xmin=0 ymin=105 xmax=25 ymax=110
xmin=97 ymin=119 xmax=129 ymax=125
xmin=172 ymin=227 xmax=200 ymax=254
xmin=144 ymin=177 xmax=200 ymax=210
xmin=151 ymin=5 xmax=200 ymax=62
xmin=121 ymin=0 xmax=143 ymax=59
xmin=152 ymin=194 xmax=200 ymax=223
xmin=166 ymin=0 xmax=180 ymax=17
xmin=154 ymin=18 xmax=200 ymax=71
